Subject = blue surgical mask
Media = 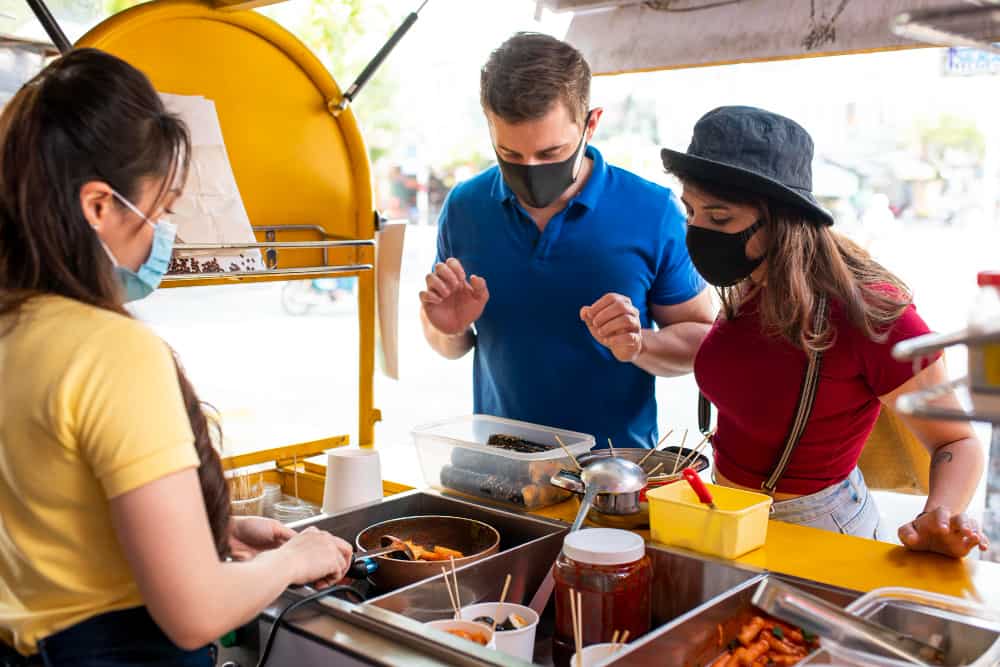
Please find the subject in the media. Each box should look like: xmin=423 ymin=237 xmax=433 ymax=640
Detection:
xmin=99 ymin=191 xmax=177 ymax=302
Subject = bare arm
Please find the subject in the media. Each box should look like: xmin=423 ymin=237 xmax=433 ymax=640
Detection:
xmin=420 ymin=306 xmax=475 ymax=360
xmin=582 ymin=289 xmax=715 ymax=376
xmin=880 ymin=358 xmax=988 ymax=556
xmin=419 ymin=258 xmax=487 ymax=360
xmin=634 ymin=289 xmax=716 ymax=376
xmin=111 ymin=469 xmax=353 ymax=650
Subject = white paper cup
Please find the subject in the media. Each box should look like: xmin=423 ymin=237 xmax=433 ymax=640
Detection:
xmin=425 ymin=619 xmax=496 ymax=649
xmin=322 ymin=447 xmax=382 ymax=514
xmin=460 ymin=602 xmax=539 ymax=661
xmin=571 ymin=643 xmax=620 ymax=667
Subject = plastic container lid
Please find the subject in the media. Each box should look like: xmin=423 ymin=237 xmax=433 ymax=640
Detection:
xmin=978 ymin=271 xmax=1000 ymax=287
xmin=563 ymin=528 xmax=645 ymax=565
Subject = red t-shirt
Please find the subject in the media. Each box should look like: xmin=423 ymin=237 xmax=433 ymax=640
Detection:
xmin=694 ymin=291 xmax=934 ymax=495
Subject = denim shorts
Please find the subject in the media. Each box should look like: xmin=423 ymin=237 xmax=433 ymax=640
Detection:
xmin=0 ymin=607 xmax=213 ymax=667
xmin=769 ymin=467 xmax=883 ymax=541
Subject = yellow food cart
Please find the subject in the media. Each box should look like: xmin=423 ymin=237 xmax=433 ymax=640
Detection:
xmin=13 ymin=0 xmax=1000 ymax=664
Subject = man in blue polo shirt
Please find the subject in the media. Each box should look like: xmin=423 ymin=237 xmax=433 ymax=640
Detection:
xmin=419 ymin=33 xmax=715 ymax=449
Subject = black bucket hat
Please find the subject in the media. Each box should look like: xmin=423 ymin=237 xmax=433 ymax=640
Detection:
xmin=661 ymin=106 xmax=834 ymax=226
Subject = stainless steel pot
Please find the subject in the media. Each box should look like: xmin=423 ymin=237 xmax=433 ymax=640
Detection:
xmin=550 ymin=457 xmax=648 ymax=532
xmin=550 ymin=446 xmax=711 ymax=529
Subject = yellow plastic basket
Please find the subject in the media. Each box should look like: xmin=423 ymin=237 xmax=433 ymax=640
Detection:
xmin=647 ymin=482 xmax=773 ymax=559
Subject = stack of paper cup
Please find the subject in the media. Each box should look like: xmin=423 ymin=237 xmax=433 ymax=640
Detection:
xmin=322 ymin=447 xmax=383 ymax=515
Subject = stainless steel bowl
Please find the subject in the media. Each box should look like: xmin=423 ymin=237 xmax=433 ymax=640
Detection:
xmin=551 ymin=446 xmax=711 ymax=529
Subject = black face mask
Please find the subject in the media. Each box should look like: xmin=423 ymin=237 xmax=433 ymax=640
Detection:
xmin=685 ymin=218 xmax=766 ymax=287
xmin=495 ymin=112 xmax=591 ymax=209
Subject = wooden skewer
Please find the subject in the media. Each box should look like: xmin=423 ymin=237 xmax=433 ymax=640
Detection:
xmin=611 ymin=630 xmax=621 ymax=646
xmin=491 ymin=574 xmax=512 ymax=634
xmin=607 ymin=437 xmax=616 ymax=457
xmin=620 ymin=630 xmax=630 ymax=644
xmin=293 ymin=454 xmax=300 ymax=504
xmin=574 ymin=590 xmax=584 ymax=667
xmin=678 ymin=430 xmax=714 ymax=472
xmin=576 ymin=591 xmax=583 ymax=665
xmin=569 ymin=589 xmax=580 ymax=667
xmin=555 ymin=435 xmax=582 ymax=471
xmin=647 ymin=462 xmax=665 ymax=478
xmin=616 ymin=630 xmax=630 ymax=651
xmin=638 ymin=429 xmax=674 ymax=467
xmin=449 ymin=556 xmax=461 ymax=613
xmin=672 ymin=429 xmax=706 ymax=476
xmin=441 ymin=566 xmax=459 ymax=618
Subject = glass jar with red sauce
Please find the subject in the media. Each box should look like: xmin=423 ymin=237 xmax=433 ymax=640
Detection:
xmin=552 ymin=528 xmax=652 ymax=667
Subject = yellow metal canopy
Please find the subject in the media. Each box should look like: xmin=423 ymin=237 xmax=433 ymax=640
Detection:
xmin=76 ymin=2 xmax=379 ymax=446
xmin=77 ymin=0 xmax=375 ymax=268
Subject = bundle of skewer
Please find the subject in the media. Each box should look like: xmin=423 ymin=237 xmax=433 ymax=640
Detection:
xmin=441 ymin=556 xmax=463 ymax=620
xmin=227 ymin=467 xmax=264 ymax=501
xmin=610 ymin=629 xmax=630 ymax=653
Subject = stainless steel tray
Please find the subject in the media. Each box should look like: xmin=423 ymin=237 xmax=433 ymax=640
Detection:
xmin=368 ymin=534 xmax=763 ymax=665
xmin=601 ymin=573 xmax=858 ymax=666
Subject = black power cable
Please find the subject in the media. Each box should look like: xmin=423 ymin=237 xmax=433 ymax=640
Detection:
xmin=256 ymin=585 xmax=364 ymax=667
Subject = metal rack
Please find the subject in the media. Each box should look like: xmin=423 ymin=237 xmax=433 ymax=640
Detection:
xmin=892 ymin=322 xmax=1000 ymax=424
xmin=166 ymin=238 xmax=375 ymax=284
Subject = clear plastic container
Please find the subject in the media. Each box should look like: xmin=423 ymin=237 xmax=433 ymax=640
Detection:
xmin=272 ymin=499 xmax=318 ymax=523
xmin=969 ymin=271 xmax=1000 ymax=395
xmin=412 ymin=415 xmax=594 ymax=510
xmin=821 ymin=587 xmax=1000 ymax=667
xmin=230 ymin=494 xmax=264 ymax=517
xmin=261 ymin=482 xmax=283 ymax=517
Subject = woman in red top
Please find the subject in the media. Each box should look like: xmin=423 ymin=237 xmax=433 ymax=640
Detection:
xmin=660 ymin=106 xmax=988 ymax=558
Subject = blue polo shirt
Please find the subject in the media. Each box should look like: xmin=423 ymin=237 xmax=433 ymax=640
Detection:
xmin=435 ymin=146 xmax=704 ymax=448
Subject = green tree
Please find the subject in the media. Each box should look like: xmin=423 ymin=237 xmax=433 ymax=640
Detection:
xmin=919 ymin=114 xmax=986 ymax=162
xmin=97 ymin=0 xmax=402 ymax=161
xmin=290 ymin=0 xmax=400 ymax=162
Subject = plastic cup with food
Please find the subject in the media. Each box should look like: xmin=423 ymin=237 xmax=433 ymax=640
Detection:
xmin=425 ymin=619 xmax=496 ymax=649
xmin=460 ymin=602 xmax=539 ymax=661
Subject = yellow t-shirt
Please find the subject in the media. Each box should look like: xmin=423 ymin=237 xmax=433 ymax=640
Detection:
xmin=0 ymin=295 xmax=199 ymax=655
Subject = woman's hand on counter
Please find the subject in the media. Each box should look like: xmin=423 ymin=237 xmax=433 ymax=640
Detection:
xmin=898 ymin=507 xmax=990 ymax=558
xmin=228 ymin=517 xmax=295 ymax=560
xmin=280 ymin=527 xmax=354 ymax=588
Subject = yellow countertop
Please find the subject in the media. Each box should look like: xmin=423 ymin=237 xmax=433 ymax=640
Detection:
xmin=532 ymin=498 xmax=1000 ymax=607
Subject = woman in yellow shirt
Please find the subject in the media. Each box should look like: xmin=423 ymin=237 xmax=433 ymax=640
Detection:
xmin=0 ymin=49 xmax=354 ymax=666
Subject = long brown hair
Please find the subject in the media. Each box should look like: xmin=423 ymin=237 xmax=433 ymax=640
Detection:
xmin=0 ymin=48 xmax=231 ymax=555
xmin=671 ymin=171 xmax=911 ymax=353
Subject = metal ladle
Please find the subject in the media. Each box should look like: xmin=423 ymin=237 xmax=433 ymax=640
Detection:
xmin=566 ymin=457 xmax=648 ymax=533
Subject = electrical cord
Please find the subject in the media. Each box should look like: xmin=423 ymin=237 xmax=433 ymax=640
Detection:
xmin=256 ymin=585 xmax=364 ymax=667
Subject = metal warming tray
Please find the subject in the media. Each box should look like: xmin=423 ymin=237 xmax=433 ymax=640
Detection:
xmin=799 ymin=587 xmax=1000 ymax=667
xmin=598 ymin=573 xmax=858 ymax=666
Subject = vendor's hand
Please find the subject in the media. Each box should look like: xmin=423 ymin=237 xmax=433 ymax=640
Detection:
xmin=898 ymin=507 xmax=990 ymax=558
xmin=281 ymin=526 xmax=354 ymax=588
xmin=420 ymin=258 xmax=489 ymax=335
xmin=581 ymin=293 xmax=643 ymax=363
xmin=228 ymin=516 xmax=295 ymax=561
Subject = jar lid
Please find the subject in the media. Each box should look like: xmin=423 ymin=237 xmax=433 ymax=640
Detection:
xmin=978 ymin=271 xmax=1000 ymax=288
xmin=562 ymin=528 xmax=645 ymax=565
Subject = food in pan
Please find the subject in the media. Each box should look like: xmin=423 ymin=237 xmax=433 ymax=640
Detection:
xmin=445 ymin=628 xmax=490 ymax=645
xmin=472 ymin=613 xmax=530 ymax=632
xmin=388 ymin=540 xmax=464 ymax=562
xmin=708 ymin=614 xmax=818 ymax=667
